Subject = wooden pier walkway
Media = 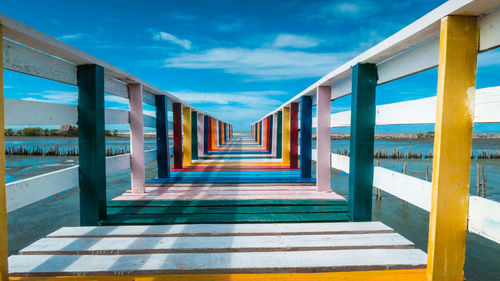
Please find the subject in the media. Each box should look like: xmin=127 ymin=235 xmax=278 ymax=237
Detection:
xmin=2 ymin=0 xmax=500 ymax=280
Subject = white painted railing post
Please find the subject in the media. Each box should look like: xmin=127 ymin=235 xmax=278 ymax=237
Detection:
xmin=316 ymin=86 xmax=331 ymax=191
xmin=128 ymin=83 xmax=145 ymax=194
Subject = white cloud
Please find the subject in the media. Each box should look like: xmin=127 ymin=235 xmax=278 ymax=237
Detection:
xmin=335 ymin=3 xmax=361 ymax=14
xmin=58 ymin=33 xmax=89 ymax=41
xmin=22 ymin=90 xmax=78 ymax=105
xmin=172 ymin=90 xmax=285 ymax=105
xmin=152 ymin=31 xmax=192 ymax=50
xmin=272 ymin=34 xmax=321 ymax=49
xmin=4 ymin=85 xmax=13 ymax=89
xmin=164 ymin=47 xmax=355 ymax=80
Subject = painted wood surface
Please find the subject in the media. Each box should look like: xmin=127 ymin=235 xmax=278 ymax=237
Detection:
xmin=300 ymin=96 xmax=312 ymax=178
xmin=191 ymin=111 xmax=198 ymax=160
xmin=142 ymin=91 xmax=156 ymax=106
xmin=468 ymin=196 xmax=500 ymax=244
xmin=348 ymin=63 xmax=377 ymax=222
xmin=143 ymin=114 xmax=156 ymax=128
xmin=479 ymin=7 xmax=500 ymax=51
xmin=77 ymin=64 xmax=106 ymax=226
xmin=426 ymin=16 xmax=478 ymax=281
xmin=128 ymin=84 xmax=145 ymax=194
xmin=0 ymin=26 xmax=8 ymax=281
xmin=277 ymin=111 xmax=282 ymax=158
xmin=271 ymin=113 xmax=278 ymax=157
xmin=173 ymin=103 xmax=182 ymax=169
xmin=290 ymin=103 xmax=299 ymax=169
xmin=183 ymin=107 xmax=192 ymax=166
xmin=104 ymin=76 xmax=128 ymax=99
xmin=155 ymin=95 xmax=169 ymax=178
xmin=316 ymin=86 xmax=331 ymax=191
xmin=197 ymin=113 xmax=204 ymax=157
xmin=282 ymin=106 xmax=290 ymax=165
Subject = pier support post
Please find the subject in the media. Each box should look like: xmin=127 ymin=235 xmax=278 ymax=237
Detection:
xmin=282 ymin=106 xmax=291 ymax=165
xmin=77 ymin=64 xmax=106 ymax=226
xmin=191 ymin=110 xmax=198 ymax=160
xmin=0 ymin=25 xmax=8 ymax=281
xmin=290 ymin=103 xmax=299 ymax=169
xmin=198 ymin=113 xmax=204 ymax=157
xmin=183 ymin=106 xmax=192 ymax=166
xmin=173 ymin=103 xmax=182 ymax=169
xmin=128 ymin=84 xmax=145 ymax=194
xmin=348 ymin=63 xmax=377 ymax=222
xmin=300 ymin=96 xmax=312 ymax=178
xmin=316 ymin=86 xmax=331 ymax=191
xmin=277 ymin=111 xmax=283 ymax=159
xmin=155 ymin=95 xmax=170 ymax=178
xmin=427 ymin=16 xmax=478 ymax=281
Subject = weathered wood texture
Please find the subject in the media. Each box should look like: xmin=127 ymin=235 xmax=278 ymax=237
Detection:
xmin=316 ymin=86 xmax=331 ymax=191
xmin=128 ymin=84 xmax=145 ymax=194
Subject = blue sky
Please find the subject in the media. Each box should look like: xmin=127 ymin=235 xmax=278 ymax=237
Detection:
xmin=2 ymin=0 xmax=500 ymax=132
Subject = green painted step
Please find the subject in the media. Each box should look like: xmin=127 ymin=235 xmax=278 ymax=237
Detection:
xmin=107 ymin=200 xmax=347 ymax=208
xmin=107 ymin=205 xmax=347 ymax=215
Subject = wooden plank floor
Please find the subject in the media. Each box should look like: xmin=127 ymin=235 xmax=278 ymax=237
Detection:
xmin=101 ymin=199 xmax=349 ymax=225
xmin=8 ymin=222 xmax=427 ymax=277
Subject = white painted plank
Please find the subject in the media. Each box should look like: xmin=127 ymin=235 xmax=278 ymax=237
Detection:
xmin=143 ymin=90 xmax=156 ymax=106
xmin=106 ymin=154 xmax=130 ymax=174
xmin=105 ymin=109 xmax=129 ymax=124
xmin=479 ymin=7 xmax=500 ymax=51
xmin=6 ymin=166 xmax=78 ymax=213
xmin=377 ymin=38 xmax=439 ymax=85
xmin=104 ymin=77 xmax=128 ymax=99
xmin=8 ymin=249 xmax=427 ymax=275
xmin=331 ymin=153 xmax=350 ymax=173
xmin=20 ymin=233 xmax=414 ymax=255
xmin=143 ymin=114 xmax=156 ymax=128
xmin=331 ymin=78 xmax=352 ymax=100
xmin=3 ymin=39 xmax=77 ymax=85
xmin=5 ymin=98 xmax=77 ymax=126
xmin=47 ymin=222 xmax=393 ymax=238
xmin=145 ymin=149 xmax=157 ymax=163
xmin=474 ymin=86 xmax=500 ymax=123
xmin=468 ymin=196 xmax=500 ymax=244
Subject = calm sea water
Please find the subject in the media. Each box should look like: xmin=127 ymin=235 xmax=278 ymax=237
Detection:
xmin=5 ymin=137 xmax=500 ymax=280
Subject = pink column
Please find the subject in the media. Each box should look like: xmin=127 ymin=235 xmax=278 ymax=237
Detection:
xmin=197 ymin=113 xmax=204 ymax=157
xmin=272 ymin=113 xmax=278 ymax=157
xmin=316 ymin=86 xmax=331 ymax=191
xmin=128 ymin=83 xmax=145 ymax=194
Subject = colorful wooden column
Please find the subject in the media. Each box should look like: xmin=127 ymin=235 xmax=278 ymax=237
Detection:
xmin=268 ymin=116 xmax=273 ymax=153
xmin=272 ymin=113 xmax=278 ymax=157
xmin=215 ymin=120 xmax=220 ymax=147
xmin=211 ymin=118 xmax=217 ymax=150
xmin=197 ymin=113 xmax=204 ymax=157
xmin=204 ymin=115 xmax=209 ymax=154
xmin=183 ymin=106 xmax=192 ymax=166
xmin=262 ymin=119 xmax=268 ymax=150
xmin=0 ymin=25 xmax=8 ymax=281
xmin=191 ymin=110 xmax=198 ymax=160
xmin=316 ymin=86 xmax=331 ymax=192
xmin=128 ymin=83 xmax=145 ymax=194
xmin=277 ymin=111 xmax=283 ymax=159
xmin=155 ymin=95 xmax=169 ymax=178
xmin=282 ymin=106 xmax=291 ymax=165
xmin=173 ymin=103 xmax=182 ymax=169
xmin=348 ymin=63 xmax=377 ymax=221
xmin=207 ymin=117 xmax=213 ymax=152
xmin=77 ymin=64 xmax=106 ymax=226
xmin=300 ymin=96 xmax=312 ymax=178
xmin=427 ymin=16 xmax=478 ymax=281
xmin=290 ymin=103 xmax=299 ymax=169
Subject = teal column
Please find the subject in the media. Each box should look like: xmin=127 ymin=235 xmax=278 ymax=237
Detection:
xmin=77 ymin=64 xmax=106 ymax=226
xmin=191 ymin=111 xmax=198 ymax=160
xmin=348 ymin=63 xmax=378 ymax=222
xmin=276 ymin=111 xmax=282 ymax=158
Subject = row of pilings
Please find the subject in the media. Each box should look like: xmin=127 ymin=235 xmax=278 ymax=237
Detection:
xmin=332 ymin=148 xmax=500 ymax=159
xmin=5 ymin=145 xmax=130 ymax=156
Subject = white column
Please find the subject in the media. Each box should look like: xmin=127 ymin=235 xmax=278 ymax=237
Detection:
xmin=128 ymin=83 xmax=145 ymax=194
xmin=316 ymin=86 xmax=331 ymax=191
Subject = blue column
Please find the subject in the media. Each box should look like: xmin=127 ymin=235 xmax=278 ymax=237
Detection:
xmin=300 ymin=96 xmax=312 ymax=178
xmin=204 ymin=115 xmax=209 ymax=154
xmin=348 ymin=63 xmax=378 ymax=222
xmin=155 ymin=95 xmax=170 ymax=178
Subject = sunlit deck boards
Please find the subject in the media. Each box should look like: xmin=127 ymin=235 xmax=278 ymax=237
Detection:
xmin=8 ymin=222 xmax=427 ymax=277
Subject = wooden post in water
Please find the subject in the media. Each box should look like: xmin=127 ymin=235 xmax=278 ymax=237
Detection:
xmin=191 ymin=110 xmax=198 ymax=160
xmin=376 ymin=161 xmax=381 ymax=200
xmin=427 ymin=16 xmax=478 ymax=281
xmin=290 ymin=103 xmax=299 ymax=169
xmin=0 ymin=23 xmax=8 ymax=281
xmin=183 ymin=106 xmax=192 ymax=166
xmin=282 ymin=106 xmax=291 ymax=166
xmin=155 ymin=95 xmax=170 ymax=178
xmin=425 ymin=165 xmax=429 ymax=181
xmin=128 ymin=83 xmax=145 ymax=194
xmin=316 ymin=86 xmax=331 ymax=191
xmin=172 ymin=103 xmax=182 ymax=169
xmin=348 ymin=63 xmax=377 ymax=222
xmin=300 ymin=96 xmax=313 ymax=178
xmin=77 ymin=64 xmax=106 ymax=226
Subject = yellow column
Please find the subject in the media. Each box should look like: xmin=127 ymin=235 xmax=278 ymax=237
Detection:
xmin=182 ymin=106 xmax=192 ymax=166
xmin=282 ymin=106 xmax=290 ymax=165
xmin=0 ymin=22 xmax=8 ymax=281
xmin=427 ymin=16 xmax=478 ymax=281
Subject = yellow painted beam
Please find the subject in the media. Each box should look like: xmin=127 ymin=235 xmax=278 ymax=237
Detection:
xmin=427 ymin=16 xmax=478 ymax=281
xmin=182 ymin=106 xmax=192 ymax=166
xmin=8 ymin=269 xmax=426 ymax=281
xmin=0 ymin=22 xmax=9 ymax=281
xmin=282 ymin=106 xmax=290 ymax=165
